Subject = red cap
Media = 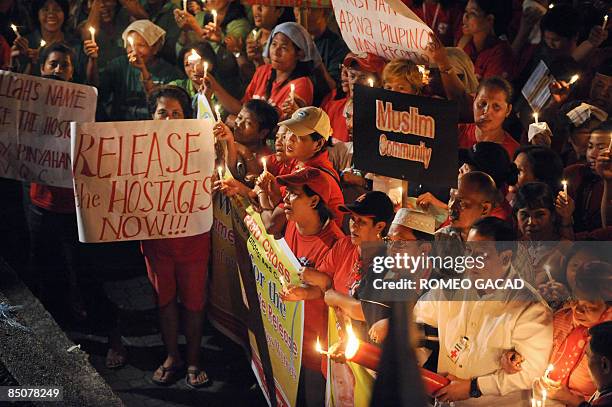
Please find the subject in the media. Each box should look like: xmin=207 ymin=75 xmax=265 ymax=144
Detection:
xmin=276 ymin=167 xmax=332 ymax=205
xmin=343 ymin=52 xmax=387 ymax=74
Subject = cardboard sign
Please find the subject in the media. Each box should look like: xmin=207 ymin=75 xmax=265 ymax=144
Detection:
xmin=244 ymin=206 xmax=304 ymax=407
xmin=71 ymin=119 xmax=215 ymax=243
xmin=331 ymin=0 xmax=433 ymax=63
xmin=0 ymin=70 xmax=97 ymax=187
xmin=352 ymin=85 xmax=458 ymax=187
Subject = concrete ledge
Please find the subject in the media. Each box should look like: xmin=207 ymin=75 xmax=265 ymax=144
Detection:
xmin=0 ymin=259 xmax=123 ymax=407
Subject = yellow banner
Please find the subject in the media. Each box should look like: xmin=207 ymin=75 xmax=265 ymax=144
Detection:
xmin=326 ymin=308 xmax=374 ymax=407
xmin=244 ymin=205 xmax=304 ymax=407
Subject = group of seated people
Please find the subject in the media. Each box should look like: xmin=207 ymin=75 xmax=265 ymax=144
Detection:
xmin=1 ymin=0 xmax=611 ymax=405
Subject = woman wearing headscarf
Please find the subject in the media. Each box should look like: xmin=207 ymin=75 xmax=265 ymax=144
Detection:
xmin=96 ymin=20 xmax=183 ymax=121
xmin=205 ymin=21 xmax=320 ymax=119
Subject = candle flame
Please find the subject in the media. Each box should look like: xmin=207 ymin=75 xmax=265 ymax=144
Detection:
xmin=568 ymin=74 xmax=579 ymax=85
xmin=316 ymin=337 xmax=325 ymax=354
xmin=10 ymin=24 xmax=18 ymax=35
xmin=548 ymin=3 xmax=554 ymax=8
xmin=344 ymin=322 xmax=360 ymax=359
xmin=127 ymin=35 xmax=134 ymax=47
xmin=367 ymin=78 xmax=374 ymax=87
xmin=187 ymin=49 xmax=201 ymax=63
xmin=40 ymin=39 xmax=46 ymax=47
xmin=261 ymin=157 xmax=266 ymax=166
xmin=561 ymin=180 xmax=568 ymax=187
xmin=417 ymin=65 xmax=425 ymax=75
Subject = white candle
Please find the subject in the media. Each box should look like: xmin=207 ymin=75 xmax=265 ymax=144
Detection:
xmin=562 ymin=180 xmax=568 ymax=198
xmin=368 ymin=77 xmax=374 ymax=87
xmin=203 ymin=61 xmax=209 ymax=77
xmin=603 ymin=15 xmax=609 ymax=30
xmin=183 ymin=0 xmax=187 ymax=12
xmin=290 ymin=83 xmax=295 ymax=100
xmin=544 ymin=265 xmax=554 ymax=282
xmin=187 ymin=49 xmax=201 ymax=64
xmin=568 ymin=74 xmax=579 ymax=85
xmin=542 ymin=388 xmax=547 ymax=407
xmin=252 ymin=29 xmax=259 ymax=39
xmin=40 ymin=39 xmax=46 ymax=48
xmin=261 ymin=157 xmax=267 ymax=172
xmin=212 ymin=9 xmax=217 ymax=26
xmin=10 ymin=24 xmax=19 ymax=37
xmin=214 ymin=104 xmax=222 ymax=122
xmin=533 ymin=112 xmax=539 ymax=124
xmin=217 ymin=166 xmax=223 ymax=180
xmin=531 ymin=398 xmax=537 ymax=407
xmin=89 ymin=26 xmax=96 ymax=44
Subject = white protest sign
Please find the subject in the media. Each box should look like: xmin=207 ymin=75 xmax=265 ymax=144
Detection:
xmin=71 ymin=119 xmax=215 ymax=243
xmin=331 ymin=0 xmax=433 ymax=63
xmin=0 ymin=70 xmax=97 ymax=187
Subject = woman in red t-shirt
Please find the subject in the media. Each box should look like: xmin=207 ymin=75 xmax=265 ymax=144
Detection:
xmin=458 ymin=77 xmax=520 ymax=159
xmin=459 ymin=0 xmax=515 ymax=80
xmin=262 ymin=167 xmax=344 ymax=406
xmin=206 ymin=21 xmax=319 ymax=119
xmin=410 ymin=0 xmax=463 ymax=47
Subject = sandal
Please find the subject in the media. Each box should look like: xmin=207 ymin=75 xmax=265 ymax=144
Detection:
xmin=184 ymin=367 xmax=210 ymax=389
xmin=151 ymin=363 xmax=185 ymax=386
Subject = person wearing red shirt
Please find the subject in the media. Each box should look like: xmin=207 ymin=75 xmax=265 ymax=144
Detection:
xmin=207 ymin=22 xmax=319 ymax=120
xmin=262 ymin=167 xmax=344 ymax=407
xmin=141 ymin=86 xmax=211 ymax=389
xmin=458 ymin=77 xmax=520 ymax=159
xmin=411 ymin=0 xmax=462 ymax=47
xmin=586 ymin=322 xmax=612 ymax=407
xmin=460 ymin=0 xmax=515 ymax=80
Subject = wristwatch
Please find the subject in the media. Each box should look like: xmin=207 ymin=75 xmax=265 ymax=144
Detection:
xmin=469 ymin=378 xmax=482 ymax=398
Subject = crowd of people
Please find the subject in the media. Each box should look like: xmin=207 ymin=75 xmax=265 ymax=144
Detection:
xmin=1 ymin=0 xmax=612 ymax=405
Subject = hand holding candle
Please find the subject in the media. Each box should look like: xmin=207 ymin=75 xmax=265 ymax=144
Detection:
xmin=568 ymin=74 xmax=579 ymax=85
xmin=561 ymin=180 xmax=568 ymax=199
xmin=214 ymin=105 xmax=222 ymax=122
xmin=603 ymin=14 xmax=608 ymax=30
xmin=289 ymin=83 xmax=295 ymax=101
xmin=10 ymin=24 xmax=19 ymax=37
xmin=217 ymin=166 xmax=223 ymax=180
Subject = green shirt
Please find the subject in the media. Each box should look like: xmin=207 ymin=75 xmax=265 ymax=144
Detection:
xmin=99 ymin=55 xmax=184 ymax=121
xmin=169 ymin=77 xmax=197 ymax=98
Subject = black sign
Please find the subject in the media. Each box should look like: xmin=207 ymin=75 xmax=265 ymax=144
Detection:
xmin=353 ymin=85 xmax=458 ymax=188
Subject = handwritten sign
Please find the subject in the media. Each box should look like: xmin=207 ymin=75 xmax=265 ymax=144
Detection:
xmin=353 ymin=85 xmax=458 ymax=187
xmin=0 ymin=70 xmax=97 ymax=187
xmin=331 ymin=0 xmax=433 ymax=63
xmin=71 ymin=119 xmax=215 ymax=243
xmin=244 ymin=206 xmax=303 ymax=407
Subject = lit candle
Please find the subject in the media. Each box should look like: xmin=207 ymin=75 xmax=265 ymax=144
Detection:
xmin=544 ymin=364 xmax=554 ymax=379
xmin=261 ymin=157 xmax=267 ymax=172
xmin=214 ymin=104 xmax=222 ymax=122
xmin=548 ymin=3 xmax=554 ymax=9
xmin=603 ymin=15 xmax=609 ymax=30
xmin=187 ymin=49 xmax=201 ymax=64
xmin=544 ymin=265 xmax=554 ymax=282
xmin=533 ymin=112 xmax=539 ymax=124
xmin=568 ymin=74 xmax=579 ymax=85
xmin=217 ymin=166 xmax=223 ymax=180
xmin=315 ymin=337 xmax=330 ymax=356
xmin=531 ymin=398 xmax=537 ymax=407
xmin=344 ymin=323 xmax=381 ymax=371
xmin=290 ymin=83 xmax=295 ymax=100
xmin=367 ymin=77 xmax=374 ymax=87
xmin=89 ymin=26 xmax=96 ymax=44
xmin=10 ymin=24 xmax=19 ymax=37
xmin=127 ymin=35 xmax=134 ymax=49
xmin=561 ymin=180 xmax=568 ymax=198
xmin=252 ymin=29 xmax=259 ymax=39
xmin=542 ymin=388 xmax=547 ymax=407
xmin=212 ymin=9 xmax=217 ymax=26
xmin=40 ymin=39 xmax=46 ymax=48
xmin=537 ymin=401 xmax=542 ymax=407
xmin=183 ymin=0 xmax=187 ymax=12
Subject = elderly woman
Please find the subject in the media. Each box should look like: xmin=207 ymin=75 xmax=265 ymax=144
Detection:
xmin=97 ymin=20 xmax=183 ymax=121
xmin=206 ymin=21 xmax=319 ymax=119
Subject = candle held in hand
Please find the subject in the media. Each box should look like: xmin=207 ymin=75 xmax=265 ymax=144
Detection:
xmin=368 ymin=77 xmax=374 ymax=87
xmin=89 ymin=26 xmax=96 ymax=44
xmin=40 ymin=39 xmax=46 ymax=48
xmin=10 ymin=24 xmax=19 ymax=37
xmin=533 ymin=112 xmax=539 ymax=124
xmin=203 ymin=61 xmax=209 ymax=77
xmin=261 ymin=157 xmax=267 ymax=172
xmin=562 ymin=180 xmax=568 ymax=198
xmin=183 ymin=0 xmax=187 ymax=12
xmin=568 ymin=74 xmax=579 ymax=85
xmin=212 ymin=9 xmax=218 ymax=26
xmin=290 ymin=83 xmax=295 ymax=100
xmin=603 ymin=15 xmax=608 ymax=30
xmin=217 ymin=166 xmax=223 ymax=180
xmin=214 ymin=105 xmax=222 ymax=122
xmin=315 ymin=337 xmax=329 ymax=356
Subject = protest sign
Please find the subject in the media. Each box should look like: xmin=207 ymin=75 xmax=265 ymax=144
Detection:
xmin=243 ymin=206 xmax=304 ymax=407
xmin=330 ymin=0 xmax=433 ymax=63
xmin=0 ymin=70 xmax=97 ymax=187
xmin=71 ymin=119 xmax=215 ymax=243
xmin=352 ymin=85 xmax=458 ymax=187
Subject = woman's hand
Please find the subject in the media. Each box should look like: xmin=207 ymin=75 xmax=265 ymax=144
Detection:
xmin=213 ymin=121 xmax=234 ymax=142
xmin=280 ymin=95 xmax=302 ymax=120
xmin=500 ymin=349 xmax=524 ymax=374
xmin=368 ymin=318 xmax=389 ymax=344
xmin=433 ymin=374 xmax=471 ymax=402
xmin=555 ymin=190 xmax=575 ymax=221
xmin=536 ymin=377 xmax=583 ymax=404
xmin=202 ymin=22 xmax=222 ymax=43
xmin=213 ymin=178 xmax=249 ymax=197
xmin=279 ymin=284 xmax=308 ymax=301
xmin=299 ymin=267 xmax=319 ymax=286
xmin=83 ymin=39 xmax=99 ymax=59
xmin=426 ymin=32 xmax=450 ymax=70
xmin=416 ymin=192 xmax=448 ymax=210
xmin=127 ymin=50 xmax=146 ymax=71
xmin=173 ymin=9 xmax=199 ymax=31
xmin=537 ymin=280 xmax=571 ymax=306
xmin=549 ymin=80 xmax=571 ymax=105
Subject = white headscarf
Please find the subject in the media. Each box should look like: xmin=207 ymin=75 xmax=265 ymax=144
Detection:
xmin=263 ymin=22 xmax=322 ymax=67
xmin=121 ymin=20 xmax=166 ymax=48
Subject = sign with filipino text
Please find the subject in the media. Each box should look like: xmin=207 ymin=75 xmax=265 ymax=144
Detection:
xmin=70 ymin=119 xmax=215 ymax=242
xmin=0 ymin=70 xmax=97 ymax=187
xmin=353 ymin=85 xmax=458 ymax=187
xmin=331 ymin=0 xmax=433 ymax=63
xmin=244 ymin=206 xmax=303 ymax=407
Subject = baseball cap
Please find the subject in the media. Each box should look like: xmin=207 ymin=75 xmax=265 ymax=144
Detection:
xmin=459 ymin=142 xmax=514 ymax=188
xmin=343 ymin=52 xmax=387 ymax=74
xmin=339 ymin=191 xmax=394 ymax=224
xmin=276 ymin=167 xmax=332 ymax=204
xmin=278 ymin=107 xmax=332 ymax=140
